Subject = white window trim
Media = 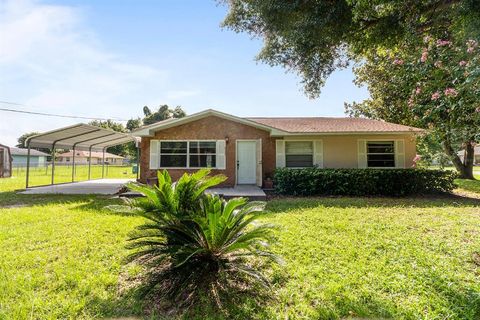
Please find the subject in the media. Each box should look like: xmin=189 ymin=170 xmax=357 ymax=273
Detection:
xmin=158 ymin=140 xmax=219 ymax=169
xmin=365 ymin=140 xmax=396 ymax=169
xmin=284 ymin=140 xmax=315 ymax=169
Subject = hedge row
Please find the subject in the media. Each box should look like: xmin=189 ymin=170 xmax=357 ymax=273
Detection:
xmin=273 ymin=168 xmax=457 ymax=196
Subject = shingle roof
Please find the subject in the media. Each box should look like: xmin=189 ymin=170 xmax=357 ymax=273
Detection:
xmin=10 ymin=147 xmax=49 ymax=157
xmin=58 ymin=150 xmax=124 ymax=159
xmin=133 ymin=109 xmax=423 ymax=137
xmin=246 ymin=117 xmax=423 ymax=133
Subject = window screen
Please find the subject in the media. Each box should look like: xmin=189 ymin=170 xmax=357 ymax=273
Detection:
xmin=285 ymin=141 xmax=313 ymax=168
xmin=367 ymin=141 xmax=395 ymax=167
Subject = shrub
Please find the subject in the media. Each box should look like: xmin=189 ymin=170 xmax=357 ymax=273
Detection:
xmin=273 ymin=168 xmax=457 ymax=196
xmin=110 ymin=169 xmax=278 ymax=308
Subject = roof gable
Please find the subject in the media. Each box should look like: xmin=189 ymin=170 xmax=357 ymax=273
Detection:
xmin=133 ymin=109 xmax=287 ymax=137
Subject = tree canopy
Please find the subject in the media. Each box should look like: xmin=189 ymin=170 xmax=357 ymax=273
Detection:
xmin=142 ymin=105 xmax=186 ymax=125
xmin=222 ymin=0 xmax=480 ymax=97
xmin=17 ymin=132 xmax=39 ymax=149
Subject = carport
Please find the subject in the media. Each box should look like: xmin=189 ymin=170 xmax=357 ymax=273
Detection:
xmin=24 ymin=123 xmax=139 ymax=190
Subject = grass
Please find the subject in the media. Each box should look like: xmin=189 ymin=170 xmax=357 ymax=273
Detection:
xmin=1 ymin=168 xmax=479 ymax=319
xmin=2 ymin=165 xmax=136 ymax=191
xmin=1 ymin=182 xmax=479 ymax=319
xmin=429 ymin=166 xmax=480 ymax=195
xmin=456 ymin=178 xmax=480 ymax=194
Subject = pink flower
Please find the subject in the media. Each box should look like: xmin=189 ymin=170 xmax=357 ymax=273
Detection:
xmin=436 ymin=39 xmax=451 ymax=47
xmin=431 ymin=92 xmax=441 ymax=100
xmin=393 ymin=59 xmax=404 ymax=65
xmin=476 ymin=107 xmax=480 ymax=113
xmin=434 ymin=61 xmax=443 ymax=68
xmin=415 ymin=87 xmax=422 ymax=95
xmin=412 ymin=154 xmax=421 ymax=167
xmin=408 ymin=98 xmax=414 ymax=108
xmin=444 ymin=88 xmax=458 ymax=97
xmin=459 ymin=60 xmax=467 ymax=66
xmin=423 ymin=35 xmax=432 ymax=43
xmin=467 ymin=39 xmax=478 ymax=47
xmin=467 ymin=40 xmax=478 ymax=53
xmin=420 ymin=50 xmax=428 ymax=62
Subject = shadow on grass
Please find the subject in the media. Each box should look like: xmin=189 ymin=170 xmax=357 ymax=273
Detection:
xmin=0 ymin=191 xmax=128 ymax=213
xmin=265 ymin=193 xmax=480 ymax=213
xmin=82 ymin=277 xmax=278 ymax=320
xmin=81 ymin=264 xmax=480 ymax=319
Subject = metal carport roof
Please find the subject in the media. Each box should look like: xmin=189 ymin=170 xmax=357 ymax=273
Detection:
xmin=25 ymin=123 xmax=137 ymax=151
xmin=24 ymin=123 xmax=139 ymax=189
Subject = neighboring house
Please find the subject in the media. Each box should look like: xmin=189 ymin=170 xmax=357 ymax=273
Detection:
xmin=134 ymin=109 xmax=423 ymax=187
xmin=56 ymin=150 xmax=124 ymax=165
xmin=0 ymin=144 xmax=13 ymax=178
xmin=10 ymin=147 xmax=49 ymax=167
xmin=458 ymin=145 xmax=480 ymax=165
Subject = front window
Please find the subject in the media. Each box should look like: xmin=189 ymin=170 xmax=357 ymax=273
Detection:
xmin=367 ymin=141 xmax=395 ymax=167
xmin=159 ymin=141 xmax=216 ymax=168
xmin=285 ymin=141 xmax=313 ymax=168
xmin=189 ymin=141 xmax=216 ymax=168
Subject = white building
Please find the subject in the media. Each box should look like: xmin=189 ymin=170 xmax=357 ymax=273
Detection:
xmin=57 ymin=150 xmax=124 ymax=165
xmin=458 ymin=146 xmax=480 ymax=165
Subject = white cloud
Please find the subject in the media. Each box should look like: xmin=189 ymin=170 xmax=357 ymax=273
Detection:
xmin=0 ymin=0 xmax=170 ymax=146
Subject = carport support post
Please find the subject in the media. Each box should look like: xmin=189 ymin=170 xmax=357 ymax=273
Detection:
xmin=51 ymin=143 xmax=56 ymax=185
xmin=25 ymin=142 xmax=31 ymax=188
xmin=71 ymin=146 xmax=76 ymax=182
xmin=102 ymin=147 xmax=106 ymax=178
xmin=136 ymin=145 xmax=140 ymax=180
xmin=88 ymin=146 xmax=92 ymax=180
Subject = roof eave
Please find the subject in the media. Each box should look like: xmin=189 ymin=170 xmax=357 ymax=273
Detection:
xmin=271 ymin=130 xmax=423 ymax=137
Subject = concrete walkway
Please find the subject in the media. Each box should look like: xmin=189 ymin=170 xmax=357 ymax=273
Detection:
xmin=206 ymin=185 xmax=266 ymax=200
xmin=20 ymin=179 xmax=134 ymax=195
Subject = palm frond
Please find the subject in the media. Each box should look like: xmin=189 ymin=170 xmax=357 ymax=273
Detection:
xmin=116 ymin=169 xmax=279 ymax=307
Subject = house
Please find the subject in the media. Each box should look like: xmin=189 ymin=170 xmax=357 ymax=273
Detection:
xmin=10 ymin=147 xmax=49 ymax=167
xmin=56 ymin=150 xmax=124 ymax=165
xmin=458 ymin=145 xmax=480 ymax=165
xmin=0 ymin=144 xmax=13 ymax=178
xmin=134 ymin=109 xmax=423 ymax=187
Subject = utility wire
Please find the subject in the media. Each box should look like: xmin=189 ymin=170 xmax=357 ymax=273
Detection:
xmin=0 ymin=100 xmax=129 ymax=121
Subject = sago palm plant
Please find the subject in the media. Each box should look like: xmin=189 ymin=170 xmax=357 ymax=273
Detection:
xmin=111 ymin=169 xmax=279 ymax=307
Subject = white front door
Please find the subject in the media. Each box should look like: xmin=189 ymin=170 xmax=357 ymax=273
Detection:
xmin=237 ymin=141 xmax=257 ymax=184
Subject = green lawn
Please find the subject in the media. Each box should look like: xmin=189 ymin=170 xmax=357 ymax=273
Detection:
xmin=3 ymin=165 xmax=136 ymax=191
xmin=1 ymin=179 xmax=479 ymax=319
xmin=428 ymin=166 xmax=480 ymax=195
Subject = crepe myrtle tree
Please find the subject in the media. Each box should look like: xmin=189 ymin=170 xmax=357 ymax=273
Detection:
xmin=408 ymin=38 xmax=480 ymax=179
xmin=348 ymin=38 xmax=479 ymax=179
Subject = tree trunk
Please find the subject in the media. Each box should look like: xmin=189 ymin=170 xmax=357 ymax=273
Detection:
xmin=443 ymin=140 xmax=475 ymax=180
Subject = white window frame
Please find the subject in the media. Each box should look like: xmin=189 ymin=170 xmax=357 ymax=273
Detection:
xmin=158 ymin=140 xmax=218 ymax=169
xmin=284 ymin=140 xmax=315 ymax=168
xmin=366 ymin=140 xmax=396 ymax=168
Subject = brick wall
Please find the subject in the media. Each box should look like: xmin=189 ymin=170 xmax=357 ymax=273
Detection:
xmin=139 ymin=115 xmax=276 ymax=187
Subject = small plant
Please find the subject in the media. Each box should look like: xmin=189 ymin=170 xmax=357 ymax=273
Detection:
xmin=111 ymin=169 xmax=279 ymax=308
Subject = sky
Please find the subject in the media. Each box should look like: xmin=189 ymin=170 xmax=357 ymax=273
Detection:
xmin=0 ymin=0 xmax=369 ymax=147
